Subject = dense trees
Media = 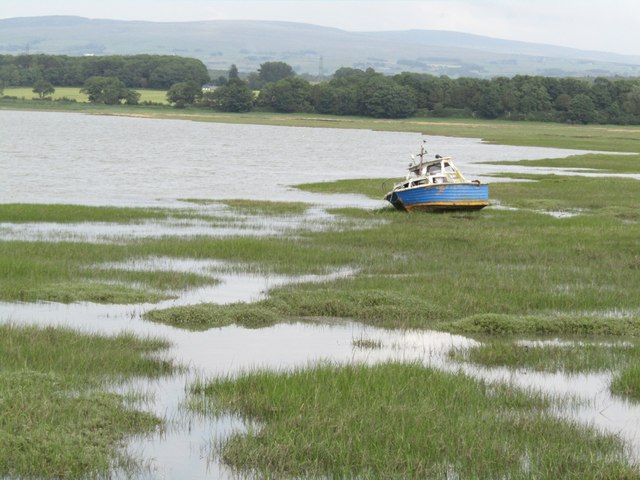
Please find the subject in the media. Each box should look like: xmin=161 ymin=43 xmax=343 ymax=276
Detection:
xmin=215 ymin=82 xmax=254 ymax=112
xmin=567 ymin=94 xmax=597 ymax=124
xmin=624 ymin=85 xmax=640 ymax=115
xmin=0 ymin=54 xmax=209 ymax=89
xmin=32 ymin=80 xmax=55 ymax=100
xmin=258 ymin=77 xmax=313 ymax=113
xmin=166 ymin=81 xmax=202 ymax=108
xmin=197 ymin=65 xmax=254 ymax=112
xmin=203 ymin=79 xmax=254 ymax=112
xmin=312 ymin=69 xmax=415 ymax=118
xmin=80 ymin=76 xmax=140 ymax=105
xmin=258 ymin=61 xmax=296 ymax=84
xmin=3 ymin=53 xmax=640 ymax=124
xmin=386 ymin=72 xmax=640 ymax=124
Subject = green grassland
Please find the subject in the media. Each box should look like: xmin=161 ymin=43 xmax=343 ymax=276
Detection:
xmin=0 ymin=203 xmax=182 ymax=223
xmin=0 ymin=324 xmax=175 ymax=478
xmin=0 ymin=204 xmax=227 ymax=303
xmin=3 ymin=86 xmax=169 ymax=104
xmin=484 ymin=152 xmax=640 ymax=174
xmin=147 ymin=162 xmax=640 ymax=334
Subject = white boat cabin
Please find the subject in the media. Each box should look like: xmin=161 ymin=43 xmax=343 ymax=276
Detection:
xmin=394 ymin=154 xmax=468 ymax=191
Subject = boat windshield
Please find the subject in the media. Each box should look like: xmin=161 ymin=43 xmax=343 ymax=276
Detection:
xmin=427 ymin=164 xmax=441 ymax=175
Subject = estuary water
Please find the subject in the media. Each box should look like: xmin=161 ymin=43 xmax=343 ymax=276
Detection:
xmin=0 ymin=109 xmax=618 ymax=207
xmin=2 ymin=110 xmax=640 ymax=477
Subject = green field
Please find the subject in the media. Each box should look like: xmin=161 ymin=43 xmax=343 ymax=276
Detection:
xmin=1 ymin=105 xmax=640 ymax=478
xmin=3 ymin=86 xmax=169 ymax=104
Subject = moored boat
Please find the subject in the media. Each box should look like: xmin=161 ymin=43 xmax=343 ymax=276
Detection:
xmin=384 ymin=142 xmax=489 ymax=212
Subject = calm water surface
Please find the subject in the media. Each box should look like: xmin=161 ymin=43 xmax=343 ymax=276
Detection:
xmin=2 ymin=110 xmax=639 ymax=477
xmin=0 ymin=110 xmax=619 ymax=207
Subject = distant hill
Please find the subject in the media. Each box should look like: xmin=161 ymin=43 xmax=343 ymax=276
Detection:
xmin=1 ymin=16 xmax=639 ymax=78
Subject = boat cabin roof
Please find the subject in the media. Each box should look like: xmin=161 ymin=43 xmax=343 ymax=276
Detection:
xmin=408 ymin=156 xmax=452 ymax=174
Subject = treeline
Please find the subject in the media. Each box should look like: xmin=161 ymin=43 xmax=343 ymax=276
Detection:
xmin=3 ymin=54 xmax=640 ymax=125
xmin=392 ymin=71 xmax=640 ymax=125
xmin=0 ymin=54 xmax=209 ymax=89
xmin=204 ymin=65 xmax=640 ymax=125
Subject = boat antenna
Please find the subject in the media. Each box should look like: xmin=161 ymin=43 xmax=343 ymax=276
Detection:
xmin=418 ymin=140 xmax=427 ymax=170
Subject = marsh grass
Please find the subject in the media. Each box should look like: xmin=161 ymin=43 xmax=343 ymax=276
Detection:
xmin=181 ymin=198 xmax=310 ymax=216
xmin=486 ymin=153 xmax=640 ymax=174
xmin=0 ymin=240 xmax=216 ymax=303
xmin=295 ymin=178 xmax=398 ymax=199
xmin=490 ymin=174 xmax=640 ymax=218
xmin=2 ymin=110 xmax=640 ymax=476
xmin=88 ymin=268 xmax=217 ymax=293
xmin=441 ymin=314 xmax=640 ymax=337
xmin=0 ymin=323 xmax=175 ymax=478
xmin=221 ymin=199 xmax=310 ymax=216
xmin=449 ymin=340 xmax=640 ymax=374
xmin=0 ymin=236 xmax=282 ymax=303
xmin=5 ymin=175 xmax=638 ymax=326
xmin=612 ymin=365 xmax=640 ymax=400
xmin=450 ymin=339 xmax=640 ymax=402
xmin=0 ymin=203 xmax=237 ymax=229
xmin=145 ymin=203 xmax=640 ymax=334
xmin=17 ymin=280 xmax=169 ymax=304
xmin=145 ymin=302 xmax=280 ymax=330
xmin=191 ymin=362 xmax=636 ymax=479
xmin=0 ymin=203 xmax=178 ymax=223
xmin=352 ymin=336 xmax=383 ymax=349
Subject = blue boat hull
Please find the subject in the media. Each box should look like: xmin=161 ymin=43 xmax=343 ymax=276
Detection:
xmin=386 ymin=183 xmax=489 ymax=212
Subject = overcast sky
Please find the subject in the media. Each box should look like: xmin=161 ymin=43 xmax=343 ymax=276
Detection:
xmin=2 ymin=0 xmax=638 ymax=56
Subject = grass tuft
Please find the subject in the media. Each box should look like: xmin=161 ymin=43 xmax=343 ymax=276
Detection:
xmin=612 ymin=365 xmax=640 ymax=400
xmin=450 ymin=340 xmax=640 ymax=374
xmin=442 ymin=313 xmax=640 ymax=337
xmin=145 ymin=302 xmax=280 ymax=330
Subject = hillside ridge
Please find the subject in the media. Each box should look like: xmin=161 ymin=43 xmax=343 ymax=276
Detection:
xmin=1 ymin=16 xmax=639 ymax=77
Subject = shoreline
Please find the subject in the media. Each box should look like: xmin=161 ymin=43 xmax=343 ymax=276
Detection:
xmin=2 ymin=101 xmax=640 ymax=153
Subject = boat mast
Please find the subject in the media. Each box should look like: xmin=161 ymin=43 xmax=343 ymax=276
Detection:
xmin=418 ymin=140 xmax=427 ymax=173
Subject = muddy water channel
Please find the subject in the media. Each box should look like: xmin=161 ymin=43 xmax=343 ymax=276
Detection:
xmin=2 ymin=110 xmax=640 ymax=477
